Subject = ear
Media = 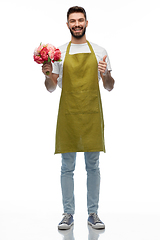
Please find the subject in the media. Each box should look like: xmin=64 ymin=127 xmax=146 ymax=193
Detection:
xmin=66 ymin=22 xmax=69 ymax=29
xmin=86 ymin=20 xmax=88 ymax=28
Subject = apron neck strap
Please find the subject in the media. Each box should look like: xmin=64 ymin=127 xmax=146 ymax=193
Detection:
xmin=66 ymin=41 xmax=94 ymax=55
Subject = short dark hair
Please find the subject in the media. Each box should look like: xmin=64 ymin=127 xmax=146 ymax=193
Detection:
xmin=67 ymin=6 xmax=87 ymax=21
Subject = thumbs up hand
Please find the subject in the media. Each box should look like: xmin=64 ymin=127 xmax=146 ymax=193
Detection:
xmin=98 ymin=55 xmax=115 ymax=91
xmin=98 ymin=55 xmax=107 ymax=77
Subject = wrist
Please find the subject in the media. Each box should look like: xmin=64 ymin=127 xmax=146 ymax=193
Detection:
xmin=102 ymin=68 xmax=108 ymax=76
xmin=45 ymin=72 xmax=52 ymax=79
xmin=45 ymin=74 xmax=50 ymax=79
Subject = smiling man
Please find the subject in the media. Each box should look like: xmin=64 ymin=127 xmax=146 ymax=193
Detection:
xmin=42 ymin=6 xmax=115 ymax=230
xmin=68 ymin=12 xmax=87 ymax=39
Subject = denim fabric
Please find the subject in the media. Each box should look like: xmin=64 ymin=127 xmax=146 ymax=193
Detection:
xmin=61 ymin=152 xmax=100 ymax=215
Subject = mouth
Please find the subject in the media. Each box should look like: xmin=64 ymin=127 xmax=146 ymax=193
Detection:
xmin=72 ymin=27 xmax=83 ymax=32
xmin=69 ymin=25 xmax=86 ymax=39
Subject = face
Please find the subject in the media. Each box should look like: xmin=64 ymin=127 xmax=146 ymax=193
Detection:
xmin=67 ymin=12 xmax=88 ymax=39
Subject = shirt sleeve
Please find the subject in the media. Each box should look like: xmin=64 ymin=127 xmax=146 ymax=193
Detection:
xmin=52 ymin=61 xmax=63 ymax=88
xmin=52 ymin=61 xmax=60 ymax=74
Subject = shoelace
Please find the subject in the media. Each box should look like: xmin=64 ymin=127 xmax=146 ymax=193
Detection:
xmin=90 ymin=213 xmax=101 ymax=223
xmin=61 ymin=213 xmax=71 ymax=224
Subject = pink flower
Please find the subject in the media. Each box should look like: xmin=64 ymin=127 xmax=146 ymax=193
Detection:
xmin=46 ymin=44 xmax=56 ymax=60
xmin=34 ymin=48 xmax=39 ymax=56
xmin=33 ymin=55 xmax=44 ymax=64
xmin=37 ymin=43 xmax=45 ymax=53
xmin=53 ymin=48 xmax=61 ymax=62
xmin=48 ymin=51 xmax=54 ymax=60
xmin=40 ymin=47 xmax=49 ymax=61
xmin=46 ymin=43 xmax=56 ymax=52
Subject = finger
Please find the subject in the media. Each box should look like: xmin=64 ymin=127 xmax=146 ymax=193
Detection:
xmin=98 ymin=67 xmax=106 ymax=73
xmin=98 ymin=65 xmax=106 ymax=70
xmin=98 ymin=61 xmax=107 ymax=66
xmin=103 ymin=55 xmax=107 ymax=62
xmin=42 ymin=62 xmax=52 ymax=67
xmin=42 ymin=65 xmax=50 ymax=70
xmin=42 ymin=65 xmax=51 ymax=71
xmin=98 ymin=63 xmax=107 ymax=70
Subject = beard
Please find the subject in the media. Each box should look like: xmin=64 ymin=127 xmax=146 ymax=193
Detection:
xmin=69 ymin=25 xmax=86 ymax=39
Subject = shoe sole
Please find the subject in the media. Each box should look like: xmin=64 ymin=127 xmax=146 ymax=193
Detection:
xmin=58 ymin=222 xmax=74 ymax=230
xmin=88 ymin=221 xmax=105 ymax=229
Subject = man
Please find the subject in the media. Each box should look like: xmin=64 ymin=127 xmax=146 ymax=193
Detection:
xmin=42 ymin=6 xmax=115 ymax=230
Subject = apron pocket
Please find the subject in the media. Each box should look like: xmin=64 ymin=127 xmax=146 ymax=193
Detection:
xmin=65 ymin=90 xmax=99 ymax=115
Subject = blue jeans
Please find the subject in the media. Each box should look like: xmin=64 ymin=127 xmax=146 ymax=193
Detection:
xmin=61 ymin=152 xmax=100 ymax=215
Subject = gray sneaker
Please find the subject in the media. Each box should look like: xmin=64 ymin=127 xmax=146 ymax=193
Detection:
xmin=58 ymin=213 xmax=74 ymax=230
xmin=88 ymin=213 xmax=105 ymax=229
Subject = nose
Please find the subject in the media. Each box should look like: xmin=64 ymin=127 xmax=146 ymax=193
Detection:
xmin=75 ymin=20 xmax=79 ymax=26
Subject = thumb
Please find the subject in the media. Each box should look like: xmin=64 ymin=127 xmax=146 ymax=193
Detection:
xmin=103 ymin=55 xmax=107 ymax=62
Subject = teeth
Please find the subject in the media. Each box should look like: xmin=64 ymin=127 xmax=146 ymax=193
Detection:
xmin=74 ymin=28 xmax=82 ymax=31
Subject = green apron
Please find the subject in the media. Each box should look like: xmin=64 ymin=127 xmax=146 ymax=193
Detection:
xmin=55 ymin=41 xmax=105 ymax=154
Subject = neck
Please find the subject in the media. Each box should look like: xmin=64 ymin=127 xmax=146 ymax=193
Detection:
xmin=71 ymin=35 xmax=87 ymax=44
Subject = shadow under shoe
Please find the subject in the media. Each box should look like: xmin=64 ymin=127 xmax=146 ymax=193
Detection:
xmin=58 ymin=225 xmax=75 ymax=240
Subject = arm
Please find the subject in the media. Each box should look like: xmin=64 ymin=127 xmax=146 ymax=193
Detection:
xmin=42 ymin=63 xmax=59 ymax=92
xmin=101 ymin=71 xmax=115 ymax=91
xmin=44 ymin=74 xmax=59 ymax=92
xmin=98 ymin=55 xmax=115 ymax=91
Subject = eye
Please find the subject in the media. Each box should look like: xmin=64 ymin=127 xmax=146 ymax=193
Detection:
xmin=79 ymin=18 xmax=84 ymax=22
xmin=69 ymin=19 xmax=76 ymax=23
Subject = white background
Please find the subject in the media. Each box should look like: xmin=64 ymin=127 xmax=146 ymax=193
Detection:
xmin=0 ymin=0 xmax=160 ymax=239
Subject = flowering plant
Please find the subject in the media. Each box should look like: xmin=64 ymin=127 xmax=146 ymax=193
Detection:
xmin=33 ymin=43 xmax=61 ymax=75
